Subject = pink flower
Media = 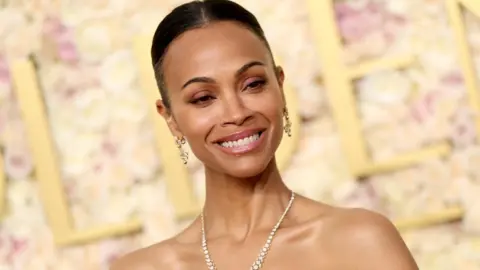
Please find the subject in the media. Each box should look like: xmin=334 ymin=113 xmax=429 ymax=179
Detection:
xmin=335 ymin=0 xmax=407 ymax=57
xmin=411 ymin=70 xmax=465 ymax=124
xmin=335 ymin=181 xmax=383 ymax=213
xmin=43 ymin=16 xmax=67 ymax=37
xmin=0 ymin=231 xmax=29 ymax=266
xmin=450 ymin=107 xmax=477 ymax=148
xmin=43 ymin=17 xmax=79 ymax=63
xmin=57 ymin=39 xmax=79 ymax=63
xmin=440 ymin=70 xmax=464 ymax=88
xmin=334 ymin=2 xmax=358 ymax=20
xmin=4 ymin=143 xmax=33 ymax=180
xmin=0 ymin=112 xmax=6 ymax=139
xmin=6 ymin=236 xmax=29 ymax=265
xmin=383 ymin=15 xmax=406 ymax=43
xmin=101 ymin=139 xmax=120 ymax=159
xmin=0 ymin=55 xmax=11 ymax=85
xmin=49 ymin=66 xmax=99 ymax=104
xmin=345 ymin=182 xmax=382 ymax=211
xmin=335 ymin=2 xmax=385 ymax=42
xmin=410 ymin=91 xmax=438 ymax=124
xmin=0 ymin=232 xmax=12 ymax=263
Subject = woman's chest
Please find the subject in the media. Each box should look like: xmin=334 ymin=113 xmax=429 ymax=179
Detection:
xmin=178 ymin=245 xmax=338 ymax=270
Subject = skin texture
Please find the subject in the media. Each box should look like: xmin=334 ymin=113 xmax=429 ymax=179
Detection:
xmin=110 ymin=21 xmax=419 ymax=270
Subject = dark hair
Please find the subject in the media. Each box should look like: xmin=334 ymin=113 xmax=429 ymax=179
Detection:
xmin=150 ymin=0 xmax=274 ymax=111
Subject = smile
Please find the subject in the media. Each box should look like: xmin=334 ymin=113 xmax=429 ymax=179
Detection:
xmin=219 ymin=132 xmax=261 ymax=148
xmin=214 ymin=129 xmax=266 ymax=155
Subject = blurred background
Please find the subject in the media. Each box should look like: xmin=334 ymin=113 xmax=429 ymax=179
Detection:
xmin=1 ymin=0 xmax=480 ymax=269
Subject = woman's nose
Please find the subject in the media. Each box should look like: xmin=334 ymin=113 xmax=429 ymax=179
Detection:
xmin=220 ymin=94 xmax=253 ymax=126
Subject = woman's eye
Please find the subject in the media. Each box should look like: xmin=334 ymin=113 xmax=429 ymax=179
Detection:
xmin=191 ymin=95 xmax=214 ymax=105
xmin=245 ymin=79 xmax=266 ymax=90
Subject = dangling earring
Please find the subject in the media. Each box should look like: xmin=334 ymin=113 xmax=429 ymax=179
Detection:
xmin=283 ymin=108 xmax=292 ymax=137
xmin=175 ymin=136 xmax=189 ymax=164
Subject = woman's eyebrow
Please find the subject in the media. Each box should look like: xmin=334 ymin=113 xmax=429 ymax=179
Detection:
xmin=181 ymin=60 xmax=265 ymax=90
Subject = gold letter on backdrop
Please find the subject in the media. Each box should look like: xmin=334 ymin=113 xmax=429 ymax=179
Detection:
xmin=446 ymin=0 xmax=480 ymax=136
xmin=305 ymin=0 xmax=451 ymax=177
xmin=133 ymin=37 xmax=200 ymax=219
xmin=9 ymin=60 xmax=141 ymax=246
xmin=3 ymin=0 xmax=476 ymax=245
xmin=132 ymin=36 xmax=300 ymax=219
xmin=304 ymin=0 xmax=465 ymax=230
xmin=0 ymin=38 xmax=299 ymax=245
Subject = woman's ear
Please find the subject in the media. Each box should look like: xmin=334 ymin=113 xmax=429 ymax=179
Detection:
xmin=275 ymin=65 xmax=286 ymax=105
xmin=156 ymin=99 xmax=183 ymax=137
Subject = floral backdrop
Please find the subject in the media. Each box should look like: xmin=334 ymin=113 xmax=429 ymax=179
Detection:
xmin=1 ymin=0 xmax=480 ymax=269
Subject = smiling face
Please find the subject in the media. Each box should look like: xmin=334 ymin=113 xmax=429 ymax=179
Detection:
xmin=157 ymin=21 xmax=285 ymax=178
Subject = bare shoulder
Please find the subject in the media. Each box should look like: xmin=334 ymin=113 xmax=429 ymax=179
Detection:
xmin=110 ymin=219 xmax=202 ymax=270
xmin=321 ymin=207 xmax=419 ymax=270
xmin=109 ymin=239 xmax=177 ymax=270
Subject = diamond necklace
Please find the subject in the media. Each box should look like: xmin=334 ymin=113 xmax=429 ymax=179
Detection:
xmin=200 ymin=191 xmax=295 ymax=270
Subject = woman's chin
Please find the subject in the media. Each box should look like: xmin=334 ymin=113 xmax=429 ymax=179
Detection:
xmin=221 ymin=158 xmax=272 ymax=179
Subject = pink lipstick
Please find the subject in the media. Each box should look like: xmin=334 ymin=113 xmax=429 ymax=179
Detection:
xmin=214 ymin=129 xmax=266 ymax=155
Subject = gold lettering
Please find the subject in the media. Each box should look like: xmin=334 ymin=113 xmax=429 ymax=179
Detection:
xmin=0 ymin=35 xmax=299 ymax=246
xmin=395 ymin=207 xmax=465 ymax=231
xmin=133 ymin=37 xmax=200 ymax=219
xmin=9 ymin=60 xmax=142 ymax=246
xmin=458 ymin=0 xmax=480 ymax=17
xmin=304 ymin=0 xmax=451 ymax=176
xmin=132 ymin=36 xmax=300 ymax=219
xmin=4 ymin=0 xmax=474 ymax=242
xmin=446 ymin=0 xmax=480 ymax=136
xmin=304 ymin=0 xmax=463 ymax=230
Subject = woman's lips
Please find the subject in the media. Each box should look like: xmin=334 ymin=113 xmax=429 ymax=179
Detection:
xmin=213 ymin=128 xmax=265 ymax=143
xmin=214 ymin=129 xmax=266 ymax=155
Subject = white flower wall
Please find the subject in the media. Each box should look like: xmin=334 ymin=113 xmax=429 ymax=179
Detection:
xmin=0 ymin=0 xmax=480 ymax=269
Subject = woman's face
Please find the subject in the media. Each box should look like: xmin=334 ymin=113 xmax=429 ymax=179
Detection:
xmin=158 ymin=21 xmax=285 ymax=178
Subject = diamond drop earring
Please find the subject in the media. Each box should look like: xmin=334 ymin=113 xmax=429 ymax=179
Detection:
xmin=283 ymin=108 xmax=292 ymax=137
xmin=175 ymin=136 xmax=189 ymax=164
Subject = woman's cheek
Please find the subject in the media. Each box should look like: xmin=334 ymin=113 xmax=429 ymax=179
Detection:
xmin=183 ymin=111 xmax=215 ymax=135
xmin=259 ymin=97 xmax=282 ymax=119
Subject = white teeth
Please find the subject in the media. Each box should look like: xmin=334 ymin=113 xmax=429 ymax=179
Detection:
xmin=220 ymin=133 xmax=260 ymax=148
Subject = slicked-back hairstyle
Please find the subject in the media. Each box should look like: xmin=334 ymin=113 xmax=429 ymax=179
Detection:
xmin=150 ymin=0 xmax=274 ymax=111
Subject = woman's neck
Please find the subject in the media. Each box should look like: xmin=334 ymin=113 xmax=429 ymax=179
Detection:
xmin=202 ymin=160 xmax=292 ymax=241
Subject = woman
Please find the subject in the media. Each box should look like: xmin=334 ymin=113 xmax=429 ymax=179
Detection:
xmin=112 ymin=0 xmax=419 ymax=269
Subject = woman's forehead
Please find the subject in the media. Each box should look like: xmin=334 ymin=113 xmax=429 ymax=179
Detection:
xmin=161 ymin=22 xmax=271 ymax=84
